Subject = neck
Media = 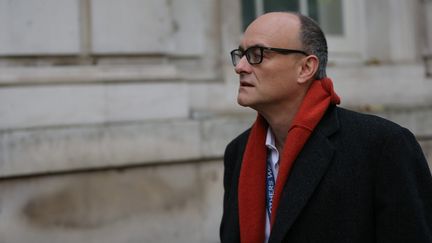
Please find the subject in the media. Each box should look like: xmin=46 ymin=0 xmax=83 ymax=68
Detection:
xmin=257 ymin=90 xmax=308 ymax=151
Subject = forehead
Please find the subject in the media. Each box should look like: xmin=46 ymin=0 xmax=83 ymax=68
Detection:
xmin=240 ymin=13 xmax=301 ymax=49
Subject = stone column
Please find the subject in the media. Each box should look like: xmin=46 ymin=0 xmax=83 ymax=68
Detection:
xmin=421 ymin=0 xmax=432 ymax=76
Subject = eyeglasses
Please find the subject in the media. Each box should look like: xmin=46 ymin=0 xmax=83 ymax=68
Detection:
xmin=230 ymin=46 xmax=308 ymax=66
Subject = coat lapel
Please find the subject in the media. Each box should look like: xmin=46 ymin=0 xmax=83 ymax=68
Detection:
xmin=269 ymin=106 xmax=340 ymax=243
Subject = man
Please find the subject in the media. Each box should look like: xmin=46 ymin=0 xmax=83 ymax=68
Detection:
xmin=220 ymin=12 xmax=432 ymax=243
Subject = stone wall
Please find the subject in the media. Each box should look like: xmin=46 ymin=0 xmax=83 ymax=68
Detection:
xmin=1 ymin=0 xmax=432 ymax=242
xmin=0 ymin=160 xmax=224 ymax=243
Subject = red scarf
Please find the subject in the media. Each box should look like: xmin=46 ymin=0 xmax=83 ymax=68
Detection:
xmin=238 ymin=78 xmax=340 ymax=243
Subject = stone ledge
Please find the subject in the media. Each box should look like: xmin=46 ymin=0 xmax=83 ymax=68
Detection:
xmin=0 ymin=120 xmax=199 ymax=177
xmin=0 ymin=65 xmax=178 ymax=86
xmin=0 ymin=115 xmax=253 ymax=178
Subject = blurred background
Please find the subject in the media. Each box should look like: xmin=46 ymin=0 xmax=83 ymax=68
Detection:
xmin=0 ymin=0 xmax=432 ymax=242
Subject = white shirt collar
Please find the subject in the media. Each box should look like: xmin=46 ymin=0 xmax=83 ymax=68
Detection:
xmin=265 ymin=127 xmax=277 ymax=150
xmin=265 ymin=128 xmax=280 ymax=167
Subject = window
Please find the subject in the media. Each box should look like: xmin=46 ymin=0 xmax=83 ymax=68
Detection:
xmin=242 ymin=0 xmax=364 ymax=61
xmin=242 ymin=0 xmax=343 ymax=35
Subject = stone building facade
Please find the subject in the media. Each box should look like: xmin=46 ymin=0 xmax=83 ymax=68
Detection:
xmin=0 ymin=0 xmax=431 ymax=242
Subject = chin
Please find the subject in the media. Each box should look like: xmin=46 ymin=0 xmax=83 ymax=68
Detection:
xmin=237 ymin=97 xmax=254 ymax=108
xmin=237 ymin=100 xmax=247 ymax=107
xmin=237 ymin=99 xmax=248 ymax=107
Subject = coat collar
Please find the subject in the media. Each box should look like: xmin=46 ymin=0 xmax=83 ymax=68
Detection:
xmin=269 ymin=105 xmax=340 ymax=242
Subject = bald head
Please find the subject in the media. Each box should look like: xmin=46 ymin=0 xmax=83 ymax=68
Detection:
xmin=243 ymin=12 xmax=328 ymax=80
xmin=243 ymin=12 xmax=302 ymax=51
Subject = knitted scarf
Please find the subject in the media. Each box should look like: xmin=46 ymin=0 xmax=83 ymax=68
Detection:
xmin=238 ymin=78 xmax=340 ymax=243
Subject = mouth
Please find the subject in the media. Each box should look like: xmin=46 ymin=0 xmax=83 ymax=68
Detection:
xmin=240 ymin=81 xmax=254 ymax=87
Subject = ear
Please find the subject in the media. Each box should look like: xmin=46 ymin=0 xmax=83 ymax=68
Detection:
xmin=297 ymin=55 xmax=319 ymax=84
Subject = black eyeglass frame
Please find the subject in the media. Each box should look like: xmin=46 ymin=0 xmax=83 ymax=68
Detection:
xmin=230 ymin=46 xmax=309 ymax=66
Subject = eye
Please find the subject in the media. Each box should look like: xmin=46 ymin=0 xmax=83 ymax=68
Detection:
xmin=247 ymin=47 xmax=263 ymax=63
xmin=249 ymin=47 xmax=262 ymax=57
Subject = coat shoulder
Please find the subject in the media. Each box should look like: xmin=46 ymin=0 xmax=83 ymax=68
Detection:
xmin=225 ymin=128 xmax=251 ymax=156
xmin=327 ymin=106 xmax=424 ymax=165
xmin=335 ymin=106 xmax=411 ymax=136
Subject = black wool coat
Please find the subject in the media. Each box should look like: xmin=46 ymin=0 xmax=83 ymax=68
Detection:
xmin=220 ymin=106 xmax=432 ymax=243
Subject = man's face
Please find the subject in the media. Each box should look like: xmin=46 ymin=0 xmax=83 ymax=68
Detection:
xmin=235 ymin=13 xmax=306 ymax=112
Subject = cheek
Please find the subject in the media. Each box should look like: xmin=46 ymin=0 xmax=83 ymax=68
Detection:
xmin=254 ymin=61 xmax=300 ymax=91
xmin=261 ymin=60 xmax=299 ymax=80
xmin=268 ymin=74 xmax=301 ymax=100
xmin=260 ymin=66 xmax=298 ymax=86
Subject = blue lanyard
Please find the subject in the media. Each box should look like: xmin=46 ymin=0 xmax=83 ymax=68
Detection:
xmin=266 ymin=153 xmax=276 ymax=219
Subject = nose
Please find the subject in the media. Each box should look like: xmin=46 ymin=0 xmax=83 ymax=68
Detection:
xmin=234 ymin=56 xmax=253 ymax=74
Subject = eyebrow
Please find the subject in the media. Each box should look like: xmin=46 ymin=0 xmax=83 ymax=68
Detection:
xmin=238 ymin=44 xmax=266 ymax=51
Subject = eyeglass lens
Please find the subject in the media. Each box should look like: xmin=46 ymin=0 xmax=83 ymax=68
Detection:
xmin=231 ymin=47 xmax=263 ymax=66
xmin=247 ymin=47 xmax=262 ymax=64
